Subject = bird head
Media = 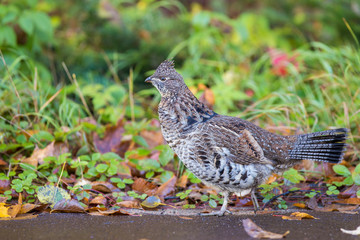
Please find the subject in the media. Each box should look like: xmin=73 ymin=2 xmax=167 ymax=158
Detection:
xmin=145 ymin=60 xmax=186 ymax=97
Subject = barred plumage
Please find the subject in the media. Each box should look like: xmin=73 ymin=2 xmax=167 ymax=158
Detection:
xmin=146 ymin=60 xmax=348 ymax=215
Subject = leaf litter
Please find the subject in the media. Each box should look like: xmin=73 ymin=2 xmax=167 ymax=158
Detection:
xmin=243 ymin=218 xmax=290 ymax=239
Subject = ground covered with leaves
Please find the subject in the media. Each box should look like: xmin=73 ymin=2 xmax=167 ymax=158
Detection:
xmin=0 ymin=0 xmax=360 ymax=225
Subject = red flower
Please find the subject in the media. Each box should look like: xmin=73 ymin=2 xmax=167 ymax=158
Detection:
xmin=268 ymin=48 xmax=299 ymax=77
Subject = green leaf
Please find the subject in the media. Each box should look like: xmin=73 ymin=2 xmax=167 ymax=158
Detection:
xmin=354 ymin=164 xmax=360 ymax=174
xmin=18 ymin=14 xmax=34 ymax=34
xmin=110 ymin=177 xmax=122 ymax=183
xmin=200 ymin=195 xmax=209 ymax=202
xmin=333 ymin=165 xmax=351 ymax=176
xmin=0 ymin=25 xmax=16 ymax=46
xmin=158 ymin=145 xmax=174 ymax=166
xmin=123 ymin=178 xmax=134 ymax=184
xmin=209 ymin=199 xmax=217 ymax=208
xmin=30 ymin=131 xmax=54 ymax=142
xmin=283 ymin=168 xmax=305 ymax=184
xmin=117 ymin=182 xmax=125 ymax=189
xmin=101 ymin=152 xmax=121 ymax=161
xmin=133 ymin=136 xmax=149 ymax=148
xmin=95 ymin=164 xmax=108 ymax=173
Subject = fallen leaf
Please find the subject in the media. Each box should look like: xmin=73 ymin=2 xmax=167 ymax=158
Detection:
xmin=90 ymin=196 xmax=107 ymax=206
xmin=91 ymin=181 xmax=117 ymax=193
xmin=93 ymin=119 xmax=130 ymax=157
xmin=116 ymin=200 xmax=141 ymax=209
xmin=335 ymin=198 xmax=360 ymax=205
xmin=341 ymin=226 xmax=360 ymax=235
xmin=140 ymin=130 xmax=164 ymax=149
xmin=282 ymin=212 xmax=318 ymax=220
xmin=0 ymin=158 xmax=7 ymax=166
xmin=132 ymin=178 xmax=158 ymax=196
xmin=141 ymin=196 xmax=163 ymax=209
xmin=293 ymin=203 xmax=306 ymax=209
xmin=8 ymin=193 xmax=22 ymax=218
xmin=88 ymin=208 xmax=131 ymax=216
xmin=0 ymin=203 xmax=10 ymax=218
xmin=52 ymin=199 xmax=85 ymax=213
xmin=178 ymin=216 xmax=193 ymax=220
xmin=156 ymin=175 xmax=176 ymax=197
xmin=37 ymin=185 xmax=71 ymax=207
xmin=19 ymin=203 xmax=40 ymax=214
xmin=0 ymin=213 xmax=38 ymax=220
xmin=22 ymin=142 xmax=55 ymax=167
xmin=176 ymin=174 xmax=188 ymax=188
xmin=0 ymin=197 xmax=7 ymax=203
xmin=243 ymin=218 xmax=290 ymax=239
xmin=0 ymin=180 xmax=10 ymax=191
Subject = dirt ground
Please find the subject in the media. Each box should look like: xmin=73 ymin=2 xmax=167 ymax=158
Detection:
xmin=0 ymin=209 xmax=359 ymax=240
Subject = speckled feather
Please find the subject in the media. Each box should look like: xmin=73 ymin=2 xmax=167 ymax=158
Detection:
xmin=147 ymin=60 xmax=348 ymax=214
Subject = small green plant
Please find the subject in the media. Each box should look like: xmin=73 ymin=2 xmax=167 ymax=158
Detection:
xmin=110 ymin=177 xmax=134 ymax=189
xmin=326 ymin=184 xmax=340 ymax=196
xmin=126 ymin=191 xmax=147 ymax=200
xmin=332 ymin=164 xmax=360 ymax=187
xmin=176 ymin=189 xmax=192 ymax=200
xmin=283 ymin=168 xmax=305 ymax=184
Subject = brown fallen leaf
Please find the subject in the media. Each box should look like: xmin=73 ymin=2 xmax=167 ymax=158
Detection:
xmin=132 ymin=178 xmax=158 ymax=196
xmin=116 ymin=200 xmax=141 ymax=209
xmin=335 ymin=198 xmax=360 ymax=205
xmin=20 ymin=203 xmax=41 ymax=214
xmin=93 ymin=119 xmax=131 ymax=157
xmin=140 ymin=130 xmax=164 ymax=149
xmin=0 ymin=197 xmax=7 ymax=203
xmin=243 ymin=218 xmax=290 ymax=239
xmin=88 ymin=208 xmax=132 ymax=216
xmin=0 ymin=213 xmax=38 ymax=221
xmin=282 ymin=212 xmax=318 ymax=220
xmin=22 ymin=142 xmax=55 ymax=167
xmin=0 ymin=180 xmax=10 ymax=192
xmin=341 ymin=226 xmax=360 ymax=235
xmin=90 ymin=196 xmax=107 ymax=206
xmin=91 ymin=181 xmax=117 ymax=193
xmin=52 ymin=199 xmax=85 ymax=213
xmin=156 ymin=175 xmax=176 ymax=197
xmin=178 ymin=216 xmax=193 ymax=220
xmin=176 ymin=174 xmax=188 ymax=188
xmin=8 ymin=193 xmax=22 ymax=218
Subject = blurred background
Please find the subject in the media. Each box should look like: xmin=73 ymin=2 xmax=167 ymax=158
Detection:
xmin=0 ymin=0 xmax=360 ymax=154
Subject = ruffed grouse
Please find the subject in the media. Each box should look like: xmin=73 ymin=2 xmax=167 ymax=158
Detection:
xmin=145 ymin=60 xmax=348 ymax=216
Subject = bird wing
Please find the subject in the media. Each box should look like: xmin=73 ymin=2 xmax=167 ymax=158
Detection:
xmin=203 ymin=118 xmax=274 ymax=166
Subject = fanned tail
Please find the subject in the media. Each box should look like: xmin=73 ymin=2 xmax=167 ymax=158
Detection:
xmin=289 ymin=128 xmax=348 ymax=163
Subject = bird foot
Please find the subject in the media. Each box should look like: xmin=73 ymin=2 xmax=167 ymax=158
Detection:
xmin=199 ymin=209 xmax=232 ymax=217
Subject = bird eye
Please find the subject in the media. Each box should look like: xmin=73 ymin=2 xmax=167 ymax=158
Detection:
xmin=160 ymin=77 xmax=166 ymax=81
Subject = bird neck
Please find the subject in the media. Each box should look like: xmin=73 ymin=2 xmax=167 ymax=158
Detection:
xmin=158 ymin=87 xmax=217 ymax=134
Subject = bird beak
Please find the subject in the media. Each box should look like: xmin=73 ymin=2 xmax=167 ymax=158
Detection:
xmin=145 ymin=77 xmax=152 ymax=83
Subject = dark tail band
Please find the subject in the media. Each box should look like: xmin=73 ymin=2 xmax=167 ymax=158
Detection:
xmin=289 ymin=128 xmax=348 ymax=163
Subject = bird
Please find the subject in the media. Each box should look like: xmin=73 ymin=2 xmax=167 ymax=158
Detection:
xmin=145 ymin=60 xmax=348 ymax=216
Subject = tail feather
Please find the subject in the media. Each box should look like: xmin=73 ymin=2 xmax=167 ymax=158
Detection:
xmin=289 ymin=128 xmax=348 ymax=163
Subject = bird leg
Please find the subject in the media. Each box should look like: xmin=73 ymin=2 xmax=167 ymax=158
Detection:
xmin=251 ymin=189 xmax=260 ymax=214
xmin=200 ymin=192 xmax=232 ymax=216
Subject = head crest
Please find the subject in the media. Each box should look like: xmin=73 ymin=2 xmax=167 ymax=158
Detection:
xmin=152 ymin=60 xmax=182 ymax=80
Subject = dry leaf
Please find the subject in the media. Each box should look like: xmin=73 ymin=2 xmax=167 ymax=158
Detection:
xmin=0 ymin=197 xmax=7 ymax=203
xmin=178 ymin=216 xmax=193 ymax=220
xmin=176 ymin=174 xmax=188 ymax=188
xmin=0 ymin=213 xmax=38 ymax=221
xmin=140 ymin=130 xmax=164 ymax=149
xmin=282 ymin=212 xmax=318 ymax=220
xmin=341 ymin=226 xmax=360 ymax=235
xmin=52 ymin=199 xmax=85 ymax=213
xmin=0 ymin=180 xmax=10 ymax=191
xmin=293 ymin=203 xmax=306 ymax=209
xmin=0 ymin=203 xmax=10 ymax=218
xmin=22 ymin=142 xmax=55 ymax=167
xmin=132 ymin=178 xmax=158 ymax=196
xmin=90 ymin=196 xmax=107 ymax=206
xmin=88 ymin=208 xmax=131 ymax=216
xmin=8 ymin=193 xmax=22 ymax=218
xmin=93 ymin=119 xmax=130 ymax=157
xmin=116 ymin=200 xmax=141 ymax=209
xmin=243 ymin=218 xmax=290 ymax=239
xmin=335 ymin=198 xmax=360 ymax=205
xmin=91 ymin=181 xmax=117 ymax=193
xmin=20 ymin=203 xmax=40 ymax=214
xmin=156 ymin=175 xmax=176 ymax=197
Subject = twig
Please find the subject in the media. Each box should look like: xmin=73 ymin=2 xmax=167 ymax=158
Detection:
xmin=102 ymin=52 xmax=121 ymax=84
xmin=39 ymin=87 xmax=63 ymax=112
xmin=261 ymin=189 xmax=317 ymax=210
